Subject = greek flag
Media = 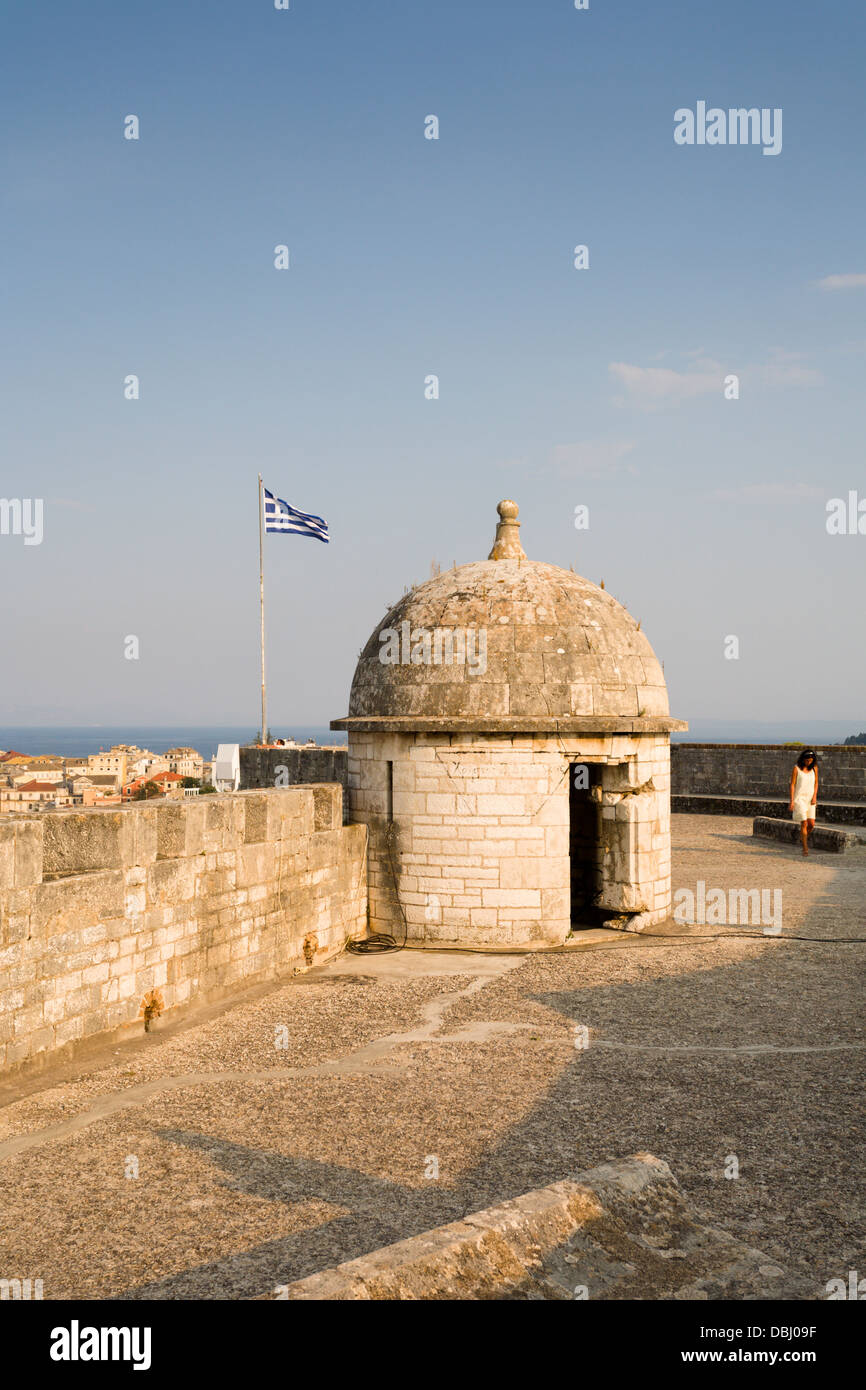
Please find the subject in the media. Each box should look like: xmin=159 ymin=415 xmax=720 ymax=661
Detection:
xmin=263 ymin=488 xmax=329 ymax=543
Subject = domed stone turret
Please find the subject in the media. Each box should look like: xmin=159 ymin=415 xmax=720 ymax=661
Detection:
xmin=332 ymin=500 xmax=685 ymax=948
xmin=341 ymin=502 xmax=672 ymax=730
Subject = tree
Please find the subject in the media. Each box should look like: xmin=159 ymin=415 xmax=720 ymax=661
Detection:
xmin=132 ymin=780 xmax=162 ymax=801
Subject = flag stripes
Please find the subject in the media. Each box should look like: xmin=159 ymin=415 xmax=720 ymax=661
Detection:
xmin=263 ymin=488 xmax=329 ymax=543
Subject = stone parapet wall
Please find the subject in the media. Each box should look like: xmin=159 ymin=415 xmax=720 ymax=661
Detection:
xmin=240 ymin=746 xmax=349 ymax=821
xmin=671 ymin=743 xmax=866 ymax=804
xmin=0 ymin=786 xmax=366 ymax=1076
xmin=348 ymin=732 xmax=671 ymax=945
xmin=672 ymin=794 xmax=866 ymax=825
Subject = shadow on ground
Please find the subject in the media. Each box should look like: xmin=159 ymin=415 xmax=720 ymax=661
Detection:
xmin=118 ymin=880 xmax=863 ymax=1299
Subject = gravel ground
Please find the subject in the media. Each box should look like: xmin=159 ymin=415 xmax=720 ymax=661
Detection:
xmin=0 ymin=815 xmax=863 ymax=1300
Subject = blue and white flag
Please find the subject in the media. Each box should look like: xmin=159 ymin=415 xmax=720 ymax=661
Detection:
xmin=263 ymin=488 xmax=329 ymax=543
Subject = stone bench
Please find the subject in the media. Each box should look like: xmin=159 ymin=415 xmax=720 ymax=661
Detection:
xmin=752 ymin=817 xmax=864 ymax=853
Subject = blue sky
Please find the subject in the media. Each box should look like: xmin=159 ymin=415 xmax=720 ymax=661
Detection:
xmin=1 ymin=0 xmax=864 ymax=727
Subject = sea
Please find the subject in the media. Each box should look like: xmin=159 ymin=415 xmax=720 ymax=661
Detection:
xmin=0 ymin=727 xmax=347 ymax=759
xmin=0 ymin=720 xmax=860 ymax=759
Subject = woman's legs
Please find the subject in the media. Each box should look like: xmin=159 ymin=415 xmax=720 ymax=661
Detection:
xmin=800 ymin=817 xmax=815 ymax=855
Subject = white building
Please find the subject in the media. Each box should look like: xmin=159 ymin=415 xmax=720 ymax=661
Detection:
xmin=212 ymin=745 xmax=240 ymax=793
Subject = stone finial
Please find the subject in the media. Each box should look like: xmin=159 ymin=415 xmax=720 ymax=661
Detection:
xmin=488 ymin=499 xmax=526 ymax=560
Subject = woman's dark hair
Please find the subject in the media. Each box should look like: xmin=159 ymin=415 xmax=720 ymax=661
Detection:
xmin=796 ymin=749 xmax=818 ymax=769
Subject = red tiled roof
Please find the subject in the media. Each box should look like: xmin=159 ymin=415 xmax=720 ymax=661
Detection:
xmin=124 ymin=770 xmax=184 ymax=793
xmin=13 ymin=780 xmax=62 ymax=792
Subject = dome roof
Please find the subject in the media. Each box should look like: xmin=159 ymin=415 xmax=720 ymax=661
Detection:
xmin=333 ymin=502 xmax=683 ymax=734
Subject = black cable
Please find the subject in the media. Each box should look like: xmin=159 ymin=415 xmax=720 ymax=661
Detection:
xmin=346 ymin=820 xmax=408 ymax=954
xmin=345 ymin=933 xmax=400 ymax=953
xmin=606 ymin=934 xmax=866 ymax=945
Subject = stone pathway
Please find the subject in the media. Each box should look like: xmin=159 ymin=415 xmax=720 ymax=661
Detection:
xmin=0 ymin=816 xmax=863 ymax=1300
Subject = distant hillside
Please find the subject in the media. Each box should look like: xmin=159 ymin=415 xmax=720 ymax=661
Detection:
xmin=844 ymin=732 xmax=866 ymax=745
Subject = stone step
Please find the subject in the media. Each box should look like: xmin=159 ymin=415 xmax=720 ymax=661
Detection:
xmin=275 ymin=1153 xmax=812 ymax=1301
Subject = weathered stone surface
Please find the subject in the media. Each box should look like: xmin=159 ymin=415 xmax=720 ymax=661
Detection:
xmin=337 ymin=551 xmax=676 ymax=727
xmin=0 ymin=820 xmax=43 ymax=890
xmin=279 ymin=1154 xmax=811 ymax=1301
xmin=41 ymin=811 xmax=125 ymax=877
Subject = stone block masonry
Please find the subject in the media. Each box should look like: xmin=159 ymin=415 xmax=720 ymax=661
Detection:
xmin=0 ymin=786 xmax=366 ymax=1077
xmin=671 ymin=743 xmax=866 ymax=805
xmin=349 ymin=731 xmax=672 ymax=944
xmin=240 ymin=746 xmax=349 ymax=822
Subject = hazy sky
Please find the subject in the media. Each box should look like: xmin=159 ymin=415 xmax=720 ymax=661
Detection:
xmin=2 ymin=0 xmax=864 ymax=727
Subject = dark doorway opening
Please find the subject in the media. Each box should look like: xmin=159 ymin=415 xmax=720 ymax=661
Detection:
xmin=569 ymin=762 xmax=609 ymax=928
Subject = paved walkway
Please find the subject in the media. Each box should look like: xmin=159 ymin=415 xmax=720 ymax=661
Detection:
xmin=0 ymin=816 xmax=863 ymax=1299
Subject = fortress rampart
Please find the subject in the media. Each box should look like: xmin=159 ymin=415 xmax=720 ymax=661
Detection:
xmin=671 ymin=743 xmax=866 ymax=812
xmin=0 ymin=786 xmax=366 ymax=1077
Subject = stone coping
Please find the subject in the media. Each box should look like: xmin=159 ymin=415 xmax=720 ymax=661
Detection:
xmin=330 ymin=716 xmax=688 ymax=734
xmin=673 ymin=794 xmax=866 ymax=826
xmin=673 ymin=742 xmax=866 ymax=750
xmin=277 ymin=1153 xmax=808 ymax=1301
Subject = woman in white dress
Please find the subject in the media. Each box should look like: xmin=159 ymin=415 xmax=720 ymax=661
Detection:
xmin=789 ymin=749 xmax=818 ymax=856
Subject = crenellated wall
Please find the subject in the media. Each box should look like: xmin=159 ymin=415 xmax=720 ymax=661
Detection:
xmin=0 ymin=786 xmax=367 ymax=1076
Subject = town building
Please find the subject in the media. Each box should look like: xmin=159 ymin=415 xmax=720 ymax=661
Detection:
xmin=10 ymin=768 xmax=65 ymax=786
xmin=0 ymin=780 xmax=74 ymax=813
xmin=125 ymin=753 xmax=166 ymax=782
xmin=70 ymin=774 xmax=124 ymax=806
xmin=87 ymin=747 xmax=135 ymax=784
xmin=164 ymin=747 xmax=204 ymax=779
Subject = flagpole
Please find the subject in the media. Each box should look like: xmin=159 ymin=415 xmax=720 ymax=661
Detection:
xmin=258 ymin=473 xmax=267 ymax=746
